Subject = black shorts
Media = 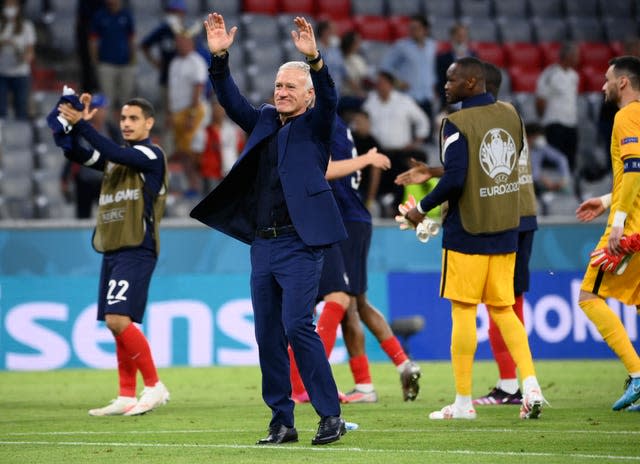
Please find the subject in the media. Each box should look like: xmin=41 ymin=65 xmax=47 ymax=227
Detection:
xmin=514 ymin=229 xmax=534 ymax=295
xmin=97 ymin=247 xmax=157 ymax=323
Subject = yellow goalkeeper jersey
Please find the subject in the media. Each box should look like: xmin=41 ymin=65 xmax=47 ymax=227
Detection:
xmin=609 ymin=100 xmax=640 ymax=235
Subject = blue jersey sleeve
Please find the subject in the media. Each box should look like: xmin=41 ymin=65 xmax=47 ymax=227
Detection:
xmin=419 ymin=120 xmax=467 ymax=213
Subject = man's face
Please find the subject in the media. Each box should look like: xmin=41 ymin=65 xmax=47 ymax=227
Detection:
xmin=444 ymin=63 xmax=468 ymax=104
xmin=409 ymin=20 xmax=426 ymax=41
xmin=603 ymin=65 xmax=621 ymax=105
xmin=120 ymin=105 xmax=153 ymax=142
xmin=274 ymin=68 xmax=313 ymax=118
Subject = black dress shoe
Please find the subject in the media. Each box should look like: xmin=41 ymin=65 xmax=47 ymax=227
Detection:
xmin=256 ymin=424 xmax=298 ymax=445
xmin=311 ymin=416 xmax=346 ymax=445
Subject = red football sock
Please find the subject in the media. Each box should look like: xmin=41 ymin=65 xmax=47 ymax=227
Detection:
xmin=117 ymin=323 xmax=159 ymax=387
xmin=349 ymin=354 xmax=372 ymax=385
xmin=380 ymin=336 xmax=408 ymax=366
xmin=116 ymin=336 xmax=137 ymax=397
xmin=316 ymin=301 xmax=346 ymax=357
xmin=489 ymin=294 xmax=525 ymax=380
xmin=288 ymin=345 xmax=306 ymax=396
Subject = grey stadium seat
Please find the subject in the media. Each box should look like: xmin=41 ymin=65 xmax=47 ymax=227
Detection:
xmin=498 ymin=18 xmax=534 ymax=43
xmin=493 ymin=0 xmax=529 ymax=18
xmin=458 ymin=0 xmax=493 ymax=19
xmin=388 ymin=0 xmax=424 ymax=17
xmin=567 ymin=16 xmax=605 ymax=42
xmin=532 ymin=17 xmax=569 ymax=43
xmin=351 ymin=0 xmax=387 ymax=16
xmin=529 ymin=0 xmax=564 ymax=17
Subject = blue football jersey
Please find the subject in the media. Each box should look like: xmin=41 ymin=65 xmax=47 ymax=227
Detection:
xmin=330 ymin=117 xmax=372 ymax=224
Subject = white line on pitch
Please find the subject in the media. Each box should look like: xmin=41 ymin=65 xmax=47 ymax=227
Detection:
xmin=0 ymin=440 xmax=639 ymax=461
xmin=3 ymin=427 xmax=640 ymax=436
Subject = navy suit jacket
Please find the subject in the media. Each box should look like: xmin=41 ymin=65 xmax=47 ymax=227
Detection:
xmin=190 ymin=54 xmax=347 ymax=247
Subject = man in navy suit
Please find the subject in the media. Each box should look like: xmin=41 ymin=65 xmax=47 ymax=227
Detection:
xmin=191 ymin=13 xmax=347 ymax=445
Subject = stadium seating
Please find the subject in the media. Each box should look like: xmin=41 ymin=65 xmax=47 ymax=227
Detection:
xmin=315 ymin=0 xmax=352 ymax=19
xmin=579 ymin=42 xmax=613 ymax=72
xmin=493 ymin=0 xmax=528 ymax=18
xmin=458 ymin=0 xmax=493 ymax=19
xmin=351 ymin=0 xmax=386 ymax=16
xmin=580 ymin=66 xmax=606 ymax=92
xmin=242 ymin=0 xmax=279 ymax=15
xmin=538 ymin=41 xmax=562 ymax=66
xmin=388 ymin=16 xmax=412 ymax=40
xmin=353 ymin=16 xmax=392 ymax=41
xmin=464 ymin=18 xmax=500 ymax=42
xmin=531 ymin=17 xmax=569 ymax=43
xmin=602 ymin=17 xmax=639 ymax=42
xmin=204 ymin=0 xmax=242 ymax=17
xmin=508 ymin=66 xmax=539 ymax=92
xmin=472 ymin=41 xmax=506 ymax=67
xmin=388 ymin=0 xmax=423 ymax=17
xmin=528 ymin=0 xmax=564 ymax=17
xmin=279 ymin=0 xmax=315 ymax=15
xmin=422 ymin=0 xmax=456 ymax=18
xmin=503 ymin=42 xmax=542 ymax=71
xmin=597 ymin=0 xmax=635 ymax=17
xmin=498 ymin=17 xmax=534 ymax=43
xmin=565 ymin=0 xmax=599 ymax=17
xmin=567 ymin=16 xmax=605 ymax=42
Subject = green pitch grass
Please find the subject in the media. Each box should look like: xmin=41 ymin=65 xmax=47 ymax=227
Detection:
xmin=2 ymin=360 xmax=639 ymax=463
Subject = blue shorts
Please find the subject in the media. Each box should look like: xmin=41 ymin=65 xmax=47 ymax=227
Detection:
xmin=338 ymin=221 xmax=371 ymax=295
xmin=514 ymin=229 xmax=534 ymax=295
xmin=97 ymin=247 xmax=157 ymax=323
xmin=318 ymin=242 xmax=350 ymax=298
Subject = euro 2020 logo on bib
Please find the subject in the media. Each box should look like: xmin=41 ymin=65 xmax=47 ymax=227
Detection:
xmin=479 ymin=128 xmax=517 ymax=184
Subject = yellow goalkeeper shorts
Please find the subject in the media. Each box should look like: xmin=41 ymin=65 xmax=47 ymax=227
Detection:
xmin=581 ymin=253 xmax=640 ymax=306
xmin=440 ymin=249 xmax=516 ymax=306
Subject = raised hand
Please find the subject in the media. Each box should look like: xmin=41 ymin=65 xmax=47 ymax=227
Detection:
xmin=365 ymin=147 xmax=391 ymax=170
xmin=204 ymin=12 xmax=237 ymax=55
xmin=395 ymin=158 xmax=433 ymax=185
xmin=58 ymin=92 xmax=97 ymax=125
xmin=291 ymin=17 xmax=317 ymax=58
xmin=575 ymin=197 xmax=606 ymax=223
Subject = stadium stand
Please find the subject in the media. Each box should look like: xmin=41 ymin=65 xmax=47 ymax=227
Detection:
xmin=4 ymin=0 xmax=637 ymax=220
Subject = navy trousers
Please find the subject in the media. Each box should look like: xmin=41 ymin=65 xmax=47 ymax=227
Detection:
xmin=250 ymin=233 xmax=341 ymax=427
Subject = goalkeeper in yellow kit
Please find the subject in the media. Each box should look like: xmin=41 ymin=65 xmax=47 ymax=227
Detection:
xmin=576 ymin=55 xmax=640 ymax=411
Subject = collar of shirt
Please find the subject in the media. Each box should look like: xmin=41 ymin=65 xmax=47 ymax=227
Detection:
xmin=461 ymin=92 xmax=494 ymax=109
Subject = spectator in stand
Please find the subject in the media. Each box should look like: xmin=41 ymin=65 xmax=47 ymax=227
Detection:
xmin=362 ymin=70 xmax=429 ymax=216
xmin=140 ymin=0 xmax=200 ymax=115
xmin=76 ymin=0 xmax=104 ymax=93
xmin=436 ymin=23 xmax=475 ymax=110
xmin=60 ymin=93 xmax=121 ymax=218
xmin=316 ymin=19 xmax=347 ymax=96
xmin=380 ymin=15 xmax=437 ymax=133
xmin=167 ymin=30 xmax=208 ymax=197
xmin=525 ymin=122 xmax=571 ymax=215
xmin=339 ymin=30 xmax=368 ymax=113
xmin=0 ymin=0 xmax=35 ymax=120
xmin=535 ymin=42 xmax=579 ymax=175
xmin=89 ymin=0 xmax=136 ymax=122
xmin=200 ymin=100 xmax=245 ymax=193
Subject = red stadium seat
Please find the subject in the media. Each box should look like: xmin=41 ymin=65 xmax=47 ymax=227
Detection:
xmin=330 ymin=16 xmax=356 ymax=36
xmin=609 ymin=41 xmax=624 ymax=57
xmin=243 ymin=0 xmax=278 ymax=15
xmin=579 ymin=42 xmax=613 ymax=73
xmin=280 ymin=0 xmax=315 ymax=15
xmin=472 ymin=42 xmax=506 ymax=67
xmin=353 ymin=16 xmax=392 ymax=42
xmin=539 ymin=42 xmax=561 ymax=67
xmin=316 ymin=0 xmax=351 ymax=19
xmin=503 ymin=42 xmax=542 ymax=71
xmin=388 ymin=16 xmax=411 ymax=40
xmin=508 ymin=66 xmax=540 ymax=93
xmin=580 ymin=66 xmax=605 ymax=93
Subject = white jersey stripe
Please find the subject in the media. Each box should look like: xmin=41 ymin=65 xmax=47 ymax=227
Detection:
xmin=133 ymin=145 xmax=157 ymax=160
xmin=84 ymin=150 xmax=101 ymax=166
xmin=441 ymin=131 xmax=460 ymax=162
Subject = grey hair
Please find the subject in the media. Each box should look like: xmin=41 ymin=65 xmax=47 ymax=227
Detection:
xmin=277 ymin=61 xmax=313 ymax=90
